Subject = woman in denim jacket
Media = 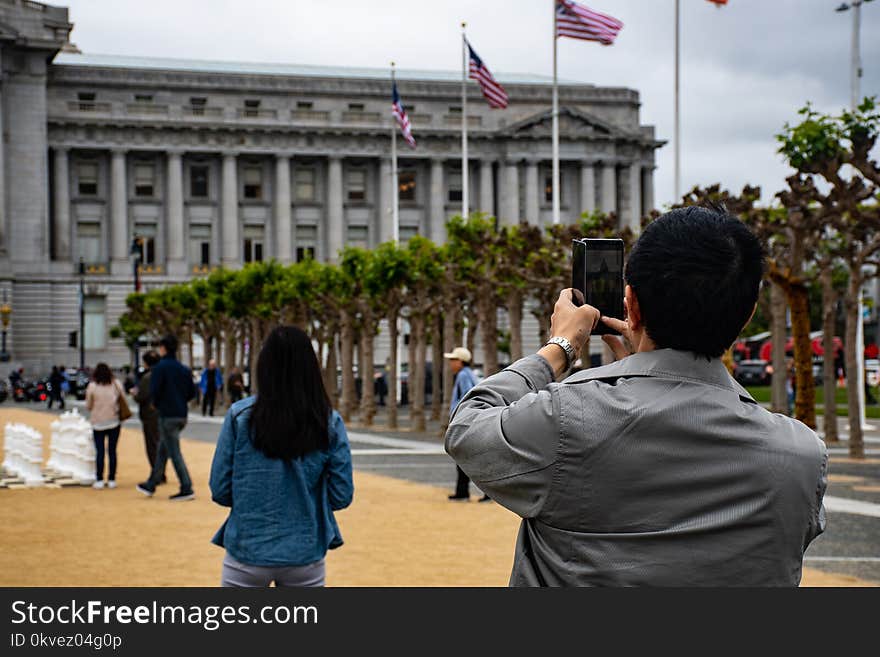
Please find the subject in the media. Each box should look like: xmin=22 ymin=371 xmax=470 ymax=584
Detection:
xmin=209 ymin=326 xmax=354 ymax=587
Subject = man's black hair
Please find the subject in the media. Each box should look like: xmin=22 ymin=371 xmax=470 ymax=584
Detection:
xmin=159 ymin=334 xmax=178 ymax=356
xmin=625 ymin=205 xmax=765 ymax=359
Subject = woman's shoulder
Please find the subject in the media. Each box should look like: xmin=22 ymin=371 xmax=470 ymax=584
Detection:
xmin=229 ymin=396 xmax=256 ymax=420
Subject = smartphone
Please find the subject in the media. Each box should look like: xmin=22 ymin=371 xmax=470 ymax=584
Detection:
xmin=571 ymin=238 xmax=625 ymax=336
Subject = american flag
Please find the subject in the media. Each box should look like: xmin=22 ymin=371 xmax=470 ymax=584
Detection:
xmin=555 ymin=0 xmax=623 ymax=45
xmin=467 ymin=41 xmax=509 ymax=109
xmin=706 ymin=0 xmax=728 ymax=4
xmin=391 ymin=81 xmax=416 ymax=148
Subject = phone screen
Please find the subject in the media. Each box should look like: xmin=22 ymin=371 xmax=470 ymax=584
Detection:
xmin=572 ymin=238 xmax=624 ymax=336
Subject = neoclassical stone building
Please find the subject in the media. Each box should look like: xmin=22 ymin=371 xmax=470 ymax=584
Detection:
xmin=0 ymin=0 xmax=661 ymax=371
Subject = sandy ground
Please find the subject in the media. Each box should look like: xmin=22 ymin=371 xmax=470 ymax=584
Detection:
xmin=0 ymin=407 xmax=874 ymax=587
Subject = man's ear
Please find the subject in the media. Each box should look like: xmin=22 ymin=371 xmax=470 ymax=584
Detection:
xmin=625 ymin=285 xmax=642 ymax=331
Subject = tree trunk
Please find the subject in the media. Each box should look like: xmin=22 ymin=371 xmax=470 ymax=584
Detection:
xmin=203 ymin=334 xmax=214 ymax=366
xmin=339 ymin=311 xmax=356 ymax=423
xmin=431 ymin=312 xmax=443 ymax=422
xmin=786 ymin=280 xmax=816 ymax=429
xmin=508 ymin=290 xmax=524 ymax=363
xmin=359 ymin=318 xmax=376 ymax=427
xmin=844 ymin=277 xmax=865 ymax=458
xmin=465 ymin=308 xmax=478 ymax=360
xmin=387 ymin=311 xmax=399 ymax=430
xmin=248 ymin=320 xmax=263 ymax=395
xmin=324 ymin=332 xmax=339 ymax=410
xmin=478 ymin=295 xmax=499 ymax=376
xmin=411 ymin=316 xmax=427 ymax=433
xmin=770 ymin=282 xmax=788 ymax=414
xmin=224 ymin=330 xmax=236 ymax=381
xmin=820 ymin=268 xmax=840 ymax=444
xmin=442 ymin=305 xmax=458 ymax=433
xmin=187 ymin=333 xmax=195 ymax=371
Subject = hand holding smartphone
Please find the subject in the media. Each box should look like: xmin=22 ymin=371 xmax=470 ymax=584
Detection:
xmin=571 ymin=238 xmax=625 ymax=336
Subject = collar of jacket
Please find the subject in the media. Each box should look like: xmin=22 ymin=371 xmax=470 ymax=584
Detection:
xmin=563 ymin=348 xmax=756 ymax=404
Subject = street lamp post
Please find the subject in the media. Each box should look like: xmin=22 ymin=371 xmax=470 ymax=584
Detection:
xmin=836 ymin=0 xmax=874 ymax=430
xmin=78 ymin=258 xmax=85 ymax=372
xmin=0 ymin=290 xmax=11 ymax=362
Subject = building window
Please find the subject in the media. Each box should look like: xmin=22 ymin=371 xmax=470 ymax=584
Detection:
xmin=296 ymin=225 xmax=317 ymax=261
xmin=448 ymin=106 xmax=462 ymax=115
xmin=243 ymin=166 xmax=263 ymax=200
xmin=347 ymin=225 xmax=369 ymax=249
xmin=398 ymin=169 xmax=416 ymax=202
xmin=77 ymin=162 xmax=99 ymax=196
xmin=296 ymin=168 xmax=316 ymax=202
xmin=399 ymin=225 xmax=419 ymax=243
xmin=244 ymin=99 xmax=261 ymax=118
xmin=347 ymin=169 xmax=366 ymax=202
xmin=134 ymin=224 xmax=157 ymax=265
xmin=448 ymin=169 xmax=463 ymax=203
xmin=83 ymin=297 xmax=106 ymax=350
xmin=544 ymin=175 xmax=561 ymax=203
xmin=190 ymin=166 xmax=209 ymax=198
xmin=297 ymin=101 xmax=313 ymax=110
xmin=133 ymin=163 xmax=155 ymax=197
xmin=76 ymin=221 xmax=102 ymax=264
xmin=77 ymin=92 xmax=96 ymax=111
xmin=243 ymin=226 xmax=265 ymax=263
xmin=347 ymin=103 xmax=365 ymax=112
xmin=189 ymin=224 xmax=211 ymax=267
xmin=189 ymin=97 xmax=207 ymax=115
xmin=134 ymin=94 xmax=153 ymax=103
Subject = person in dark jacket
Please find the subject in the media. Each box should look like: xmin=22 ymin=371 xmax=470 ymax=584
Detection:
xmin=137 ymin=334 xmax=197 ymax=501
xmin=131 ymin=351 xmax=165 ymax=483
xmin=227 ymin=368 xmax=244 ymax=403
xmin=199 ymin=359 xmax=223 ymax=417
xmin=210 ymin=325 xmax=353 ymax=587
xmin=47 ymin=365 xmax=65 ymax=410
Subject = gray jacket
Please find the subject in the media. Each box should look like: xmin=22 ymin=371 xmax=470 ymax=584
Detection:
xmin=445 ymin=349 xmax=828 ymax=587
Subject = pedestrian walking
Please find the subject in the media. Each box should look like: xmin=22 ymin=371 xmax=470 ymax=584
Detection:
xmin=446 ymin=206 xmax=827 ymax=586
xmin=200 ymin=359 xmax=222 ymax=416
xmin=444 ymin=347 xmax=489 ymax=502
xmin=85 ymin=363 xmax=129 ymax=489
xmin=210 ymin=325 xmax=353 ymax=587
xmin=136 ymin=334 xmax=197 ymax=501
xmin=47 ymin=365 xmax=65 ymax=410
xmin=227 ymin=367 xmax=244 ymax=403
xmin=131 ymin=351 xmax=165 ymax=483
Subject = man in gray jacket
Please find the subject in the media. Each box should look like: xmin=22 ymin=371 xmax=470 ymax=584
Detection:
xmin=445 ymin=206 xmax=828 ymax=586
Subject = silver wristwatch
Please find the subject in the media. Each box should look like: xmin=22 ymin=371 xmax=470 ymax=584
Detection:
xmin=546 ymin=336 xmax=577 ymax=370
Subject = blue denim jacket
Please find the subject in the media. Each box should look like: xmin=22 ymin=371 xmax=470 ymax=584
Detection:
xmin=209 ymin=397 xmax=354 ymax=567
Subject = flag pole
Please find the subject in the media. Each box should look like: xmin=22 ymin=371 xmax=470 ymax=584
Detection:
xmin=461 ymin=21 xmax=469 ymax=219
xmin=673 ymin=0 xmax=681 ymax=202
xmin=552 ymin=0 xmax=561 ymax=225
xmin=391 ymin=61 xmax=402 ymax=403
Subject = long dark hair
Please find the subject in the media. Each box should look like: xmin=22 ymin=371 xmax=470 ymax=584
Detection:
xmin=93 ymin=363 xmax=113 ymax=385
xmin=250 ymin=326 xmax=331 ymax=460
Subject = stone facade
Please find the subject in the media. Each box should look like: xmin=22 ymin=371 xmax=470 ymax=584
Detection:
xmin=0 ymin=0 xmax=662 ymax=373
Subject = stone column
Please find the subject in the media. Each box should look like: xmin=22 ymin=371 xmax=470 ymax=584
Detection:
xmin=221 ymin=152 xmax=239 ymax=266
xmin=429 ymin=158 xmax=445 ymax=244
xmin=274 ymin=154 xmax=292 ymax=264
xmin=642 ymin=166 xmax=655 ymax=216
xmin=600 ymin=163 xmax=616 ymax=215
xmin=499 ymin=161 xmax=519 ymax=226
xmin=327 ymin=156 xmax=344 ymax=262
xmin=629 ymin=162 xmax=643 ymax=232
xmin=166 ymin=151 xmax=186 ymax=275
xmin=479 ymin=159 xmax=494 ymax=217
xmin=52 ymin=147 xmax=70 ymax=261
xmin=579 ymin=160 xmax=596 ymax=215
xmin=110 ymin=149 xmax=128 ymax=273
xmin=378 ymin=157 xmax=393 ymax=243
xmin=524 ymin=160 xmax=539 ymax=225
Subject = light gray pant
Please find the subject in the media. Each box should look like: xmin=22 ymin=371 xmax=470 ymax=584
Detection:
xmin=221 ymin=552 xmax=326 ymax=588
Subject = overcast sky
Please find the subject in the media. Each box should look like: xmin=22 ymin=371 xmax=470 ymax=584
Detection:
xmin=59 ymin=0 xmax=880 ymax=208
